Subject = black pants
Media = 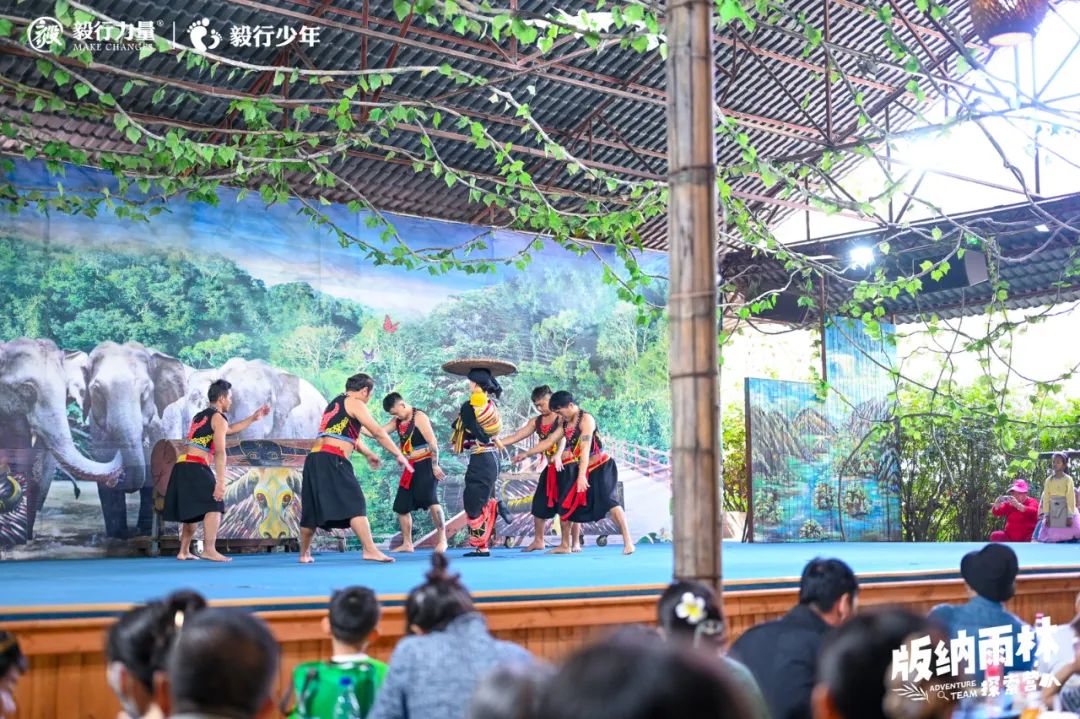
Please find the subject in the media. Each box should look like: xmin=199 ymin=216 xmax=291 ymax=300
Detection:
xmin=462 ymin=452 xmax=499 ymax=519
xmin=300 ymin=451 xmax=367 ymax=530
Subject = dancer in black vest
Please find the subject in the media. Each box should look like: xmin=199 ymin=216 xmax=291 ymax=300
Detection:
xmin=511 ymin=391 xmax=634 ymax=555
xmin=163 ymin=379 xmax=270 ymax=562
xmin=299 ymin=373 xmax=411 ymax=564
xmin=497 ymin=385 xmax=580 ymax=552
xmin=378 ymin=392 xmax=448 ymax=553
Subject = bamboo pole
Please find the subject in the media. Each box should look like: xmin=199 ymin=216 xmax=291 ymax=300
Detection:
xmin=667 ymin=0 xmax=722 ymax=594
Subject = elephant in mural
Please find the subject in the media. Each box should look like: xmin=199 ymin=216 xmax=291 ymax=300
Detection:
xmin=0 ymin=339 xmax=123 ymax=534
xmin=83 ymin=341 xmax=188 ymax=538
xmin=161 ymin=359 xmax=326 ymax=441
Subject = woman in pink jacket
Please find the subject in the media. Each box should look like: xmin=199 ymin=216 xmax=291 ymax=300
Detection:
xmin=989 ymin=478 xmax=1039 ymax=542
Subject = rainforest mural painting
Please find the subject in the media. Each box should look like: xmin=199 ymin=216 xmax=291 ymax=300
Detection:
xmin=0 ymin=159 xmax=673 ymax=558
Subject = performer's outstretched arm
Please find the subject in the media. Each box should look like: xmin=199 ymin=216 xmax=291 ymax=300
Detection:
xmin=352 ymin=436 xmax=378 ymax=463
xmin=354 ymin=400 xmax=412 ymax=471
xmin=225 ymin=404 xmax=271 ymax=435
xmin=498 ymin=419 xmax=539 ymax=448
xmin=359 ymin=419 xmax=396 ymax=438
xmin=510 ymin=425 xmax=564 ymax=464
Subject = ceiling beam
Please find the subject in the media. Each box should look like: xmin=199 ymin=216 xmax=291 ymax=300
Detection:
xmin=830 ymin=0 xmax=986 ymax=51
xmin=713 ymin=32 xmax=902 ymax=97
xmin=217 ymin=0 xmax=834 ymax=143
xmin=286 ymin=51 xmax=669 ymax=161
xmin=0 ymin=43 xmax=665 ymax=177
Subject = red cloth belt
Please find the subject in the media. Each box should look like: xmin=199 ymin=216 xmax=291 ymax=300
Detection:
xmin=561 ymin=486 xmax=587 ymax=521
xmin=177 ymin=454 xmax=208 ymax=466
xmin=545 ymin=464 xmax=558 ymax=508
xmin=314 ymin=445 xmax=348 ymax=459
xmin=399 ymin=449 xmax=432 ymax=490
xmin=558 ymin=451 xmax=609 ymax=520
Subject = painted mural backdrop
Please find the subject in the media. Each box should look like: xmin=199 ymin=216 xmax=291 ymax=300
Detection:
xmin=0 ymin=160 xmax=673 ymax=559
xmin=747 ymin=319 xmax=901 ymax=542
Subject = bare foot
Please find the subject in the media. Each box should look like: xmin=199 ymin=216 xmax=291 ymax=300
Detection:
xmin=434 ymin=540 xmax=448 ymax=553
xmin=571 ymin=544 xmax=582 ymax=553
xmin=622 ymin=542 xmax=635 ymax=555
xmin=176 ymin=551 xmax=200 ymax=560
xmin=201 ymin=550 xmax=232 ymax=563
xmin=521 ymin=541 xmax=545 ymax=552
xmin=547 ymin=545 xmax=572 ymax=554
xmin=362 ymin=549 xmax=395 ymax=563
xmin=392 ymin=543 xmax=415 ymax=553
xmin=299 ymin=554 xmax=315 ymax=564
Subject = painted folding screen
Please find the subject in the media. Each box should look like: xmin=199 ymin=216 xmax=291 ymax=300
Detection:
xmin=746 ymin=318 xmax=901 ymax=542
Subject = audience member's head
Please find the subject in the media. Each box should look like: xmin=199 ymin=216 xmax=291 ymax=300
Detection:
xmin=657 ymin=580 xmax=726 ymax=652
xmin=960 ymin=543 xmax=1018 ymax=603
xmin=0 ymin=630 xmax=27 ymax=718
xmin=1005 ymin=478 xmax=1030 ymax=500
xmin=106 ymin=590 xmax=206 ymax=718
xmin=405 ymin=553 xmax=474 ymax=635
xmin=814 ymin=607 xmax=952 ymax=719
xmin=534 ymin=627 xmax=755 ymax=719
xmin=163 ymin=608 xmax=280 ymax=719
xmin=799 ymin=558 xmax=859 ymax=626
xmin=467 ymin=663 xmax=553 ymax=719
xmin=325 ymin=586 xmax=381 ymax=652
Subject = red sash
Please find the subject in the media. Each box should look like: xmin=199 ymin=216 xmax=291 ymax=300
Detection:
xmin=399 ymin=449 xmax=432 ymax=490
xmin=560 ymin=452 xmax=610 ymax=521
xmin=561 ymin=484 xmax=588 ymax=520
xmin=177 ymin=454 xmax=208 ymax=466
xmin=545 ymin=464 xmax=559 ymax=508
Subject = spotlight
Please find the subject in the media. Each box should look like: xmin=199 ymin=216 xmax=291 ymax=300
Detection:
xmin=848 ymin=245 xmax=875 ymax=269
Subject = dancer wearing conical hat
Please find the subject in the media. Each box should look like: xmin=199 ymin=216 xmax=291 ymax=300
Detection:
xmin=443 ymin=359 xmax=515 ymax=558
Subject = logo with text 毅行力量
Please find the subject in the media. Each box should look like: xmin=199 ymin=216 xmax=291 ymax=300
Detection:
xmin=27 ymin=16 xmax=64 ymax=51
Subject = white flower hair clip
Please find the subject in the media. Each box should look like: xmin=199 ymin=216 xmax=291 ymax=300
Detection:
xmin=675 ymin=592 xmax=707 ymax=625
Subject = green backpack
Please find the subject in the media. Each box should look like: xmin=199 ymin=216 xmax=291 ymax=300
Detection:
xmin=284 ymin=658 xmax=388 ymax=719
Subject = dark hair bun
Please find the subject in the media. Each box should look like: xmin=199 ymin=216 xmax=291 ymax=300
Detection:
xmin=426 ymin=552 xmax=452 ymax=583
xmin=150 ymin=590 xmax=208 ymax=674
xmin=165 ymin=590 xmax=208 ymax=624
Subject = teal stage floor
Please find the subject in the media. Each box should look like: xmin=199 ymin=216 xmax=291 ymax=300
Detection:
xmin=2 ymin=542 xmax=1078 ymax=622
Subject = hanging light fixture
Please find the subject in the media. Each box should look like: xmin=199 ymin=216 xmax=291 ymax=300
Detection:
xmin=968 ymin=0 xmax=1048 ymax=46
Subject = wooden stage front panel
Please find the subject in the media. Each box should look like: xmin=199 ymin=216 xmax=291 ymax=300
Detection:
xmin=6 ymin=573 xmax=1078 ymax=719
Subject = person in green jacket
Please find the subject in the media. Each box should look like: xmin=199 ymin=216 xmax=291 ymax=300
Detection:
xmin=657 ymin=580 xmax=772 ymax=719
xmin=287 ymin=587 xmax=387 ymax=719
